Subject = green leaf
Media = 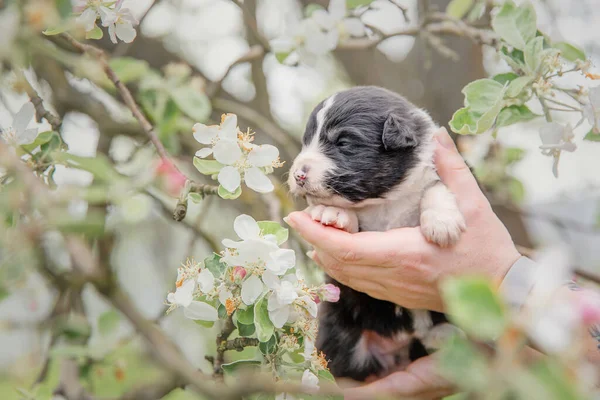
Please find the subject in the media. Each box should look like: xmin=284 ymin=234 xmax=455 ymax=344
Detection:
xmin=438 ymin=335 xmax=490 ymax=391
xmin=254 ymin=295 xmax=274 ymax=343
xmin=524 ymin=36 xmax=544 ymax=74
xmin=275 ymin=52 xmax=292 ymax=64
xmin=506 ymin=76 xmax=533 ymax=97
xmin=441 ymin=277 xmax=506 ymax=340
xmin=52 ymin=152 xmax=121 ymax=183
xmin=504 ymin=147 xmax=526 ymax=164
xmin=446 ymin=0 xmax=474 ymax=19
xmin=218 ymin=304 xmax=227 ymax=320
xmin=491 ymin=0 xmax=537 ymax=50
xmin=259 ymin=334 xmax=277 ymax=355
xmin=98 ymin=310 xmax=120 ymax=336
xmin=500 ymin=46 xmax=526 ymax=69
xmin=56 ymin=0 xmax=73 ymax=18
xmin=60 ymin=314 xmax=91 ymax=340
xmin=492 ymin=72 xmax=519 ymax=85
xmin=584 ymin=129 xmax=600 ymax=142
xmin=187 ymin=193 xmax=203 ymax=204
xmin=237 ymin=305 xmax=255 ymax=325
xmin=530 ymin=360 xmax=584 ymax=399
xmin=218 ymin=185 xmax=242 ymax=200
xmin=109 ymin=57 xmax=150 ymax=84
xmin=20 ymin=131 xmax=58 ymax=153
xmin=508 ymin=177 xmax=525 ymax=203
xmin=237 ymin=322 xmax=255 ymax=337
xmin=257 ymin=221 xmax=289 ymax=245
xmin=450 ymin=79 xmax=506 ymax=135
xmin=193 ymin=158 xmax=224 ymax=175
xmin=463 ymin=79 xmax=505 ymax=113
xmin=170 ymin=87 xmax=211 ymax=122
xmin=195 ymin=320 xmax=215 ymax=328
xmin=86 ymin=25 xmax=104 ymax=40
xmin=204 ymin=254 xmax=227 ymax=279
xmin=43 ymin=26 xmax=69 ymax=36
xmin=496 ymin=105 xmax=538 ymax=127
xmin=555 ymin=42 xmax=586 ymax=62
xmin=221 ymin=359 xmax=262 ymax=375
xmin=346 ymin=0 xmax=375 ymax=8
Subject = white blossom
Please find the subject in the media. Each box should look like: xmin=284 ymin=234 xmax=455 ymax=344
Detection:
xmin=1 ymin=102 xmax=38 ymax=147
xmin=301 ymin=369 xmax=320 ymax=391
xmin=75 ymin=0 xmax=137 ymax=43
xmin=167 ymin=273 xmax=218 ymax=322
xmin=264 ymin=271 xmax=317 ymax=328
xmin=583 ymin=86 xmax=600 ymax=130
xmin=194 ymin=115 xmax=279 ymax=193
xmin=538 ymin=122 xmax=576 ymax=177
xmin=222 ymin=215 xmax=295 ymax=276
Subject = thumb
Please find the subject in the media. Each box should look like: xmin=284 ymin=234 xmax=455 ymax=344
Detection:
xmin=434 ymin=127 xmax=483 ymax=199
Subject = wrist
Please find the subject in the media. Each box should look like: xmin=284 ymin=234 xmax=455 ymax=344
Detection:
xmin=498 ymin=255 xmax=538 ymax=310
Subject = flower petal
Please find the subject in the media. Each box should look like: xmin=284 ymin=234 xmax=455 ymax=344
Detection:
xmin=262 ymin=270 xmax=280 ymax=290
xmin=219 ymin=114 xmax=238 ymax=141
xmin=328 ymin=0 xmax=346 ymax=21
xmin=268 ymin=303 xmax=290 ymax=328
xmin=77 ymin=7 xmax=98 ymax=31
xmin=115 ymin=21 xmax=137 ymax=43
xmin=183 ymin=301 xmax=218 ymax=321
xmin=193 ymin=123 xmax=220 ymax=145
xmin=301 ymin=369 xmax=320 ymax=390
xmin=269 ymin=249 xmax=296 ymax=272
xmin=218 ymin=286 xmax=233 ymax=305
xmin=343 ymin=18 xmax=365 ymax=37
xmin=98 ymin=6 xmax=117 ymax=26
xmin=18 ymin=128 xmax=39 ymax=145
xmin=248 ymin=144 xmax=279 ymax=167
xmin=244 ymin=167 xmax=274 ymax=193
xmin=241 ymin=274 xmax=263 ymax=305
xmin=311 ymin=9 xmax=335 ymax=30
xmin=298 ymin=295 xmax=318 ymax=318
xmin=108 ymin=24 xmax=118 ymax=44
xmin=222 ymin=238 xmax=242 ymax=248
xmin=218 ymin=166 xmax=241 ymax=193
xmin=197 ymin=269 xmax=215 ymax=293
xmin=213 ymin=139 xmax=242 ymax=165
xmin=12 ymin=102 xmax=34 ymax=135
xmin=172 ymin=278 xmax=195 ymax=307
xmin=195 ymin=148 xmax=213 ymax=158
xmin=539 ymin=122 xmax=564 ymax=145
xmin=277 ymin=281 xmax=298 ymax=305
xmin=233 ymin=214 xmax=261 ymax=240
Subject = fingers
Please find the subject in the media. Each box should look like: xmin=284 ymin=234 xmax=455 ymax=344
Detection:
xmin=433 ymin=127 xmax=484 ymax=202
xmin=344 ymin=356 xmax=454 ymax=400
xmin=285 ymin=211 xmax=426 ymax=266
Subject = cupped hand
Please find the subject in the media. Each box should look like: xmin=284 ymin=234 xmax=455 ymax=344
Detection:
xmin=284 ymin=127 xmax=521 ymax=312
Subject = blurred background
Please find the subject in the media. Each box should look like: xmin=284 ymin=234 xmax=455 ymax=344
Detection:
xmin=1 ymin=0 xmax=599 ymax=398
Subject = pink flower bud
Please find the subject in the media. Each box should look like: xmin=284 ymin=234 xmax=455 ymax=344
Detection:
xmin=233 ymin=266 xmax=247 ymax=282
xmin=312 ymin=294 xmax=321 ymax=305
xmin=155 ymin=159 xmax=187 ymax=197
xmin=575 ymin=290 xmax=600 ymax=325
xmin=320 ymin=284 xmax=340 ymax=303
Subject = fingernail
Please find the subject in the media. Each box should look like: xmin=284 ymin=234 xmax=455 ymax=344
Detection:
xmin=283 ymin=214 xmax=295 ymax=228
xmin=306 ymin=250 xmax=315 ymax=260
xmin=435 ymin=127 xmax=455 ymax=150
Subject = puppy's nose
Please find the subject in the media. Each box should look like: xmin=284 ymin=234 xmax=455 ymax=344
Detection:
xmin=294 ymin=166 xmax=310 ymax=186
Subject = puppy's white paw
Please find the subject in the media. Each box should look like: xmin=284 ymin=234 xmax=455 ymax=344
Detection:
xmin=305 ymin=205 xmax=359 ymax=233
xmin=420 ymin=208 xmax=465 ymax=247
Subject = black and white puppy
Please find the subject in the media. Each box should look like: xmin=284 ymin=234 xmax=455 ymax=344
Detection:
xmin=288 ymin=86 xmax=465 ymax=381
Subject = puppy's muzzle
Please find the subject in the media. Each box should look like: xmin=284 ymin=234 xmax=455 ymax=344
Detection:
xmin=293 ymin=165 xmax=310 ymax=187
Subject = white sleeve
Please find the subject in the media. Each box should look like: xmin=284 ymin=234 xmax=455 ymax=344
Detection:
xmin=498 ymin=256 xmax=539 ymax=311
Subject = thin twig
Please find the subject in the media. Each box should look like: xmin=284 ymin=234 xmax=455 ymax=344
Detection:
xmin=214 ymin=317 xmax=236 ymax=376
xmin=20 ymin=75 xmax=62 ymax=132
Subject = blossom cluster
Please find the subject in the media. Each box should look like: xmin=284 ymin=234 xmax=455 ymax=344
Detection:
xmin=166 ymin=214 xmax=339 ymax=387
xmin=269 ymin=0 xmax=366 ymax=64
xmin=74 ymin=0 xmax=138 ymax=43
xmin=193 ymin=114 xmax=283 ymax=197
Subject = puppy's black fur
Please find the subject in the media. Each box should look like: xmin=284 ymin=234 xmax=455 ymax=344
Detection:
xmin=298 ymin=87 xmax=449 ymax=381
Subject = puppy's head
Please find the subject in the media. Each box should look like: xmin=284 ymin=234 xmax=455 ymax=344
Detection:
xmin=288 ymin=86 xmax=436 ymax=205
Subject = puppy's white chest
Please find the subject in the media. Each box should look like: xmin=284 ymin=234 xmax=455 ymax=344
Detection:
xmin=356 ymin=191 xmax=422 ymax=232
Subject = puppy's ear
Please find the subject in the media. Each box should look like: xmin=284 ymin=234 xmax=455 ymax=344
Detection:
xmin=382 ymin=113 xmax=419 ymax=150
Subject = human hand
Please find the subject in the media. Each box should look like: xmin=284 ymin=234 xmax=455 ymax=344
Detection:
xmin=343 ymin=355 xmax=453 ymax=400
xmin=284 ymin=127 xmax=521 ymax=312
